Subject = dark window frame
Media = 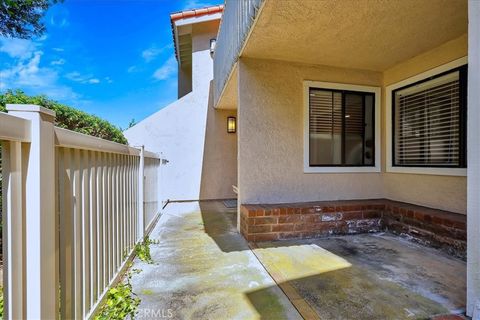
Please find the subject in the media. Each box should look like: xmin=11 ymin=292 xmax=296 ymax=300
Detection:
xmin=308 ymin=87 xmax=376 ymax=167
xmin=391 ymin=65 xmax=468 ymax=168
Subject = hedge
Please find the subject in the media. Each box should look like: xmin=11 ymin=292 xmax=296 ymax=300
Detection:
xmin=0 ymin=90 xmax=129 ymax=234
xmin=0 ymin=89 xmax=128 ymax=144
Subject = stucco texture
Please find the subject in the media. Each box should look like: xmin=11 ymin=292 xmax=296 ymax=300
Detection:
xmin=200 ymin=93 xmax=237 ymax=200
xmin=125 ymin=19 xmax=237 ymax=202
xmin=243 ymin=0 xmax=467 ymax=72
xmin=238 ymin=35 xmax=467 ymax=214
xmin=238 ymin=58 xmax=384 ymax=205
xmin=381 ymin=35 xmax=467 ymax=214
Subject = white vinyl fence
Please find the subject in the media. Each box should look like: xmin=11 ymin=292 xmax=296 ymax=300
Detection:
xmin=0 ymin=104 xmax=162 ymax=319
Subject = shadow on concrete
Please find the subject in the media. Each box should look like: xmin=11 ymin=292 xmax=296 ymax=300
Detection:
xmin=247 ymin=233 xmax=467 ymax=319
xmin=199 ymin=200 xmax=248 ymax=252
xmin=244 ymin=268 xmax=454 ymax=320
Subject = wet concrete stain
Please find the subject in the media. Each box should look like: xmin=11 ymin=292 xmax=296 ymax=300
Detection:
xmin=130 ymin=201 xmax=465 ymax=320
xmin=256 ymin=233 xmax=465 ymax=319
xmin=129 ymin=201 xmax=301 ymax=320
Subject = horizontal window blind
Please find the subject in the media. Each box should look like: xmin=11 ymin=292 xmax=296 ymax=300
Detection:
xmin=309 ymin=89 xmax=342 ymax=134
xmin=345 ymin=93 xmax=364 ymax=135
xmin=394 ymin=71 xmax=462 ymax=167
xmin=308 ymin=88 xmax=375 ymax=166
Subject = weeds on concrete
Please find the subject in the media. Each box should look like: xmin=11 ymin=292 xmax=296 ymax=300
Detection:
xmin=135 ymin=236 xmax=158 ymax=264
xmin=95 ymin=265 xmax=141 ymax=320
xmin=94 ymin=236 xmax=159 ymax=319
xmin=0 ymin=286 xmax=3 ymax=318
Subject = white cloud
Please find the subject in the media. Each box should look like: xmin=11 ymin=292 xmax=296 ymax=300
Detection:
xmin=51 ymin=58 xmax=66 ymax=65
xmin=153 ymin=55 xmax=177 ymax=80
xmin=0 ymin=38 xmax=38 ymax=60
xmin=50 ymin=16 xmax=69 ymax=28
xmin=65 ymin=72 xmax=101 ymax=84
xmin=127 ymin=65 xmax=139 ymax=73
xmin=104 ymin=77 xmax=113 ymax=83
xmin=65 ymin=71 xmax=86 ymax=82
xmin=0 ymin=51 xmax=78 ymax=101
xmin=52 ymin=47 xmax=64 ymax=52
xmin=141 ymin=44 xmax=172 ymax=62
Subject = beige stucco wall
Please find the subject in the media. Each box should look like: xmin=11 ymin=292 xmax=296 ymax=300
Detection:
xmin=237 ymin=35 xmax=467 ymax=214
xmin=238 ymin=58 xmax=384 ymax=205
xmin=200 ymin=97 xmax=238 ymax=200
xmin=382 ymin=35 xmax=467 ymax=214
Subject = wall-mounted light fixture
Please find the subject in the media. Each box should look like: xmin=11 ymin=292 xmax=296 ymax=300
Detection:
xmin=210 ymin=38 xmax=216 ymax=55
xmin=227 ymin=116 xmax=236 ymax=133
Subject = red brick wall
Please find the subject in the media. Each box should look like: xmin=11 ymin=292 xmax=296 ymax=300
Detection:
xmin=240 ymin=199 xmax=466 ymax=259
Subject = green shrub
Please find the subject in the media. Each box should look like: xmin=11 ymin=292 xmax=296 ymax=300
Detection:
xmin=135 ymin=237 xmax=158 ymax=264
xmin=0 ymin=286 xmax=3 ymax=319
xmin=0 ymin=89 xmax=128 ymax=268
xmin=0 ymin=90 xmax=127 ymax=144
xmin=95 ymin=267 xmax=141 ymax=320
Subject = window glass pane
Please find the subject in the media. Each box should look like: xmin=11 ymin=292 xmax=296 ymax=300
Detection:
xmin=394 ymin=71 xmax=460 ymax=167
xmin=364 ymin=95 xmax=374 ymax=165
xmin=309 ymin=89 xmax=342 ymax=165
xmin=345 ymin=93 xmax=364 ymax=165
xmin=309 ymin=88 xmax=375 ymax=167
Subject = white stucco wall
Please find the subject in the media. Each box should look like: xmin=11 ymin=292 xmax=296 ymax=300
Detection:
xmin=125 ymin=19 xmax=237 ymax=203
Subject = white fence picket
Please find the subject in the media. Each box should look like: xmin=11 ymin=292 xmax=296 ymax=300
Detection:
xmin=0 ymin=105 xmax=162 ymax=319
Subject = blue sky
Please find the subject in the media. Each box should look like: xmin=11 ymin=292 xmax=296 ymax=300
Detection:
xmin=0 ymin=0 xmax=220 ymax=129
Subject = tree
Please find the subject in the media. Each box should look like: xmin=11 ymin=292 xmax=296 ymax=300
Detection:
xmin=128 ymin=118 xmax=137 ymax=129
xmin=0 ymin=0 xmax=61 ymax=39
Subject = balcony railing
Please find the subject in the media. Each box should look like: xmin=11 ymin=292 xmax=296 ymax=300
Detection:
xmin=213 ymin=0 xmax=264 ymax=107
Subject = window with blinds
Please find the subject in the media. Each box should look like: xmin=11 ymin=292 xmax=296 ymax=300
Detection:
xmin=393 ymin=67 xmax=467 ymax=168
xmin=309 ymin=88 xmax=375 ymax=166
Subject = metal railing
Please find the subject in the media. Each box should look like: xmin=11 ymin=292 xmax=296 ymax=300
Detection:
xmin=213 ymin=0 xmax=264 ymax=107
xmin=0 ymin=104 xmax=161 ymax=319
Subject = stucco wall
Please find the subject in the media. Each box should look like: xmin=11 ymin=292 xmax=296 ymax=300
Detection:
xmin=200 ymin=93 xmax=237 ymax=199
xmin=238 ymin=58 xmax=384 ymax=205
xmin=382 ymin=35 xmax=467 ymax=214
xmin=125 ymin=19 xmax=236 ymax=203
xmin=178 ymin=64 xmax=192 ymax=98
xmin=237 ymin=35 xmax=467 ymax=214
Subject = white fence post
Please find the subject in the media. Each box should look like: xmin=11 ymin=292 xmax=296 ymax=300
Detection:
xmin=138 ymin=145 xmax=145 ymax=240
xmin=6 ymin=104 xmax=58 ymax=319
xmin=2 ymin=141 xmax=26 ymax=320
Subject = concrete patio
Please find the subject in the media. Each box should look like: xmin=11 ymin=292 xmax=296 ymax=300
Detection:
xmin=130 ymin=201 xmax=466 ymax=319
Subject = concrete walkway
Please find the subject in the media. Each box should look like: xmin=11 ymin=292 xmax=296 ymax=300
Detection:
xmin=131 ymin=201 xmax=466 ymax=320
xmin=130 ymin=201 xmax=301 ymax=319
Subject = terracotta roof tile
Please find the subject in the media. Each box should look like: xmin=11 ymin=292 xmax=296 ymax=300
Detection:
xmin=170 ymin=5 xmax=224 ymax=22
xmin=170 ymin=5 xmax=224 ymax=62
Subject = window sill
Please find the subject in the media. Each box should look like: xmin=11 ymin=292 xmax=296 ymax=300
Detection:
xmin=386 ymin=166 xmax=466 ymax=177
xmin=304 ymin=166 xmax=381 ymax=173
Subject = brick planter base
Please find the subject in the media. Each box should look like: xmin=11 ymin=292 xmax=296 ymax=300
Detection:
xmin=240 ymin=199 xmax=466 ymax=259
